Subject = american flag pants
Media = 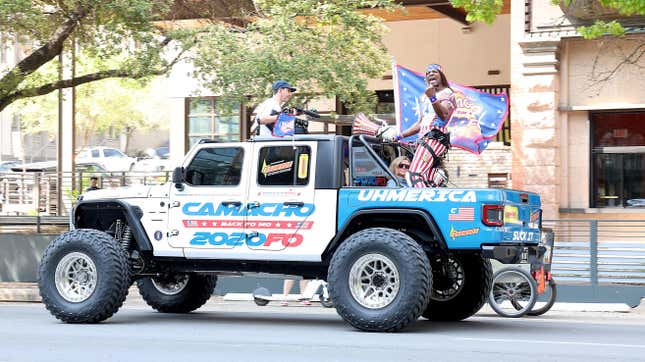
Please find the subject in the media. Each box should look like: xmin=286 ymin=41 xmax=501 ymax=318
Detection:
xmin=408 ymin=136 xmax=448 ymax=188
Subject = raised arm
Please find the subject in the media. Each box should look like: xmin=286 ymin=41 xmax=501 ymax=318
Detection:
xmin=426 ymin=87 xmax=455 ymax=121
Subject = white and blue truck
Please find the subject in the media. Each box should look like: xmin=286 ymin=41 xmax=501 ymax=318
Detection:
xmin=38 ymin=134 xmax=545 ymax=332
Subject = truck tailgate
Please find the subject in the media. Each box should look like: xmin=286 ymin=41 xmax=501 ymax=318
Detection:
xmin=502 ymin=189 xmax=541 ymax=243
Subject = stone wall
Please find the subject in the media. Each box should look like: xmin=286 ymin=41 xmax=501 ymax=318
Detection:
xmin=445 ymin=142 xmax=513 ymax=189
xmin=510 ymin=0 xmax=562 ymax=220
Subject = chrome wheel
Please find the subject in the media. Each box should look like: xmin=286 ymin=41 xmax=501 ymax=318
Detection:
xmin=432 ymin=257 xmax=465 ymax=301
xmin=54 ymin=252 xmax=98 ymax=303
xmin=151 ymin=274 xmax=190 ymax=296
xmin=349 ymin=253 xmax=400 ymax=309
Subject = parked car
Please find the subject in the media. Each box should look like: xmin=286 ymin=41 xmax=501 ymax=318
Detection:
xmin=10 ymin=160 xmax=108 ymax=173
xmin=0 ymin=161 xmax=18 ymax=172
xmin=132 ymin=147 xmax=173 ymax=172
xmin=153 ymin=146 xmax=169 ymax=159
xmin=131 ymin=158 xmax=173 ymax=172
xmin=76 ymin=147 xmax=136 ymax=172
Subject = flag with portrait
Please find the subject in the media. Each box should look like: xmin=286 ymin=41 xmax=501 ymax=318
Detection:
xmin=393 ymin=64 xmax=508 ymax=154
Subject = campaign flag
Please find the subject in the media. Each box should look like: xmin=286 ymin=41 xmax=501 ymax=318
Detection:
xmin=393 ymin=64 xmax=508 ymax=154
xmin=272 ymin=112 xmax=296 ymax=137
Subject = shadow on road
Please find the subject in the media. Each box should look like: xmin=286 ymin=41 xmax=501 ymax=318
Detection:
xmin=98 ymin=308 xmax=545 ymax=334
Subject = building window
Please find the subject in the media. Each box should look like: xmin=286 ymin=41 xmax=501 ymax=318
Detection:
xmin=591 ymin=111 xmax=645 ymax=208
xmin=474 ymin=85 xmax=511 ymax=146
xmin=187 ymin=98 xmax=241 ymax=148
xmin=488 ymin=173 xmax=509 ymax=188
xmin=375 ymin=90 xmax=395 ymax=120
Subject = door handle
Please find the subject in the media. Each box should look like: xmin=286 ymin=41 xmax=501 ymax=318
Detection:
xmin=222 ymin=201 xmax=242 ymax=207
xmin=246 ymin=231 xmax=259 ymax=239
xmin=247 ymin=201 xmax=260 ymax=209
xmin=283 ymin=201 xmax=304 ymax=207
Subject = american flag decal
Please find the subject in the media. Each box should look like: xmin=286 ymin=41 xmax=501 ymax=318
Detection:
xmin=448 ymin=207 xmax=475 ymax=221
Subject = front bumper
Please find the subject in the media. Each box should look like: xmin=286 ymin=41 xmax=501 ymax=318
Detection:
xmin=481 ymin=244 xmax=541 ymax=264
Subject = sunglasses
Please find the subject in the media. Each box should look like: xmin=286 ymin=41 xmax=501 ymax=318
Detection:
xmin=398 ymin=164 xmax=410 ymax=169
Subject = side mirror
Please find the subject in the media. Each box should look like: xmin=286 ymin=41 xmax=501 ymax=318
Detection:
xmin=172 ymin=167 xmax=185 ymax=190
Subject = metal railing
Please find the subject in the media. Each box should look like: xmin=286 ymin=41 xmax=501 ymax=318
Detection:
xmin=0 ymin=215 xmax=69 ymax=233
xmin=544 ymin=219 xmax=645 ymax=286
xmin=0 ymin=171 xmax=171 ymax=216
xmin=2 ymin=184 xmax=645 ymax=288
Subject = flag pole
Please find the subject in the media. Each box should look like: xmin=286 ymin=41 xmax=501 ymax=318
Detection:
xmin=391 ymin=58 xmax=401 ymax=132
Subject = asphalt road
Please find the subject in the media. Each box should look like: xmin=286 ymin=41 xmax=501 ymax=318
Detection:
xmin=2 ymin=298 xmax=645 ymax=362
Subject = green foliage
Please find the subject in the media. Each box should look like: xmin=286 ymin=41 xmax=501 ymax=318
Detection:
xmin=555 ymin=0 xmax=645 ymax=39
xmin=1 ymin=0 xmax=399 ymax=115
xmin=578 ymin=20 xmax=626 ymax=39
xmin=17 ymin=73 xmax=169 ymax=148
xmin=190 ymin=0 xmax=400 ymax=114
xmin=0 ymin=0 xmax=192 ymax=109
xmin=450 ymin=0 xmax=504 ymax=24
xmin=595 ymin=0 xmax=645 ymax=16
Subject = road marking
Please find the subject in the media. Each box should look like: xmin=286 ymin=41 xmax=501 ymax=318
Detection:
xmin=456 ymin=337 xmax=645 ymax=349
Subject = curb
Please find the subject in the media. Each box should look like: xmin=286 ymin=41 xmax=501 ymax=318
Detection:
xmin=0 ymin=283 xmax=635 ymax=313
xmin=0 ymin=282 xmax=142 ymax=303
xmin=548 ymin=302 xmax=631 ymax=313
xmin=0 ymin=282 xmax=41 ymax=302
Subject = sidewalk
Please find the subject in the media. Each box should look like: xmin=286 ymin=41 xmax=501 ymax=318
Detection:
xmin=0 ymin=282 xmax=638 ymax=314
xmin=0 ymin=282 xmax=41 ymax=303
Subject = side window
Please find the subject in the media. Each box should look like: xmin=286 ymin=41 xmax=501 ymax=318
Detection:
xmin=91 ymin=149 xmax=100 ymax=158
xmin=185 ymin=147 xmax=244 ymax=186
xmin=104 ymin=148 xmax=123 ymax=158
xmin=257 ymin=146 xmax=310 ymax=186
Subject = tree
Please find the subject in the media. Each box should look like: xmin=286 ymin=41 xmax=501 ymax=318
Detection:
xmin=555 ymin=0 xmax=645 ymax=39
xmin=450 ymin=0 xmax=644 ymax=39
xmin=0 ymin=0 xmax=401 ymax=115
xmin=0 ymin=0 xmax=191 ymax=113
xmin=18 ymin=76 xmax=170 ymax=152
xmin=190 ymin=0 xmax=399 ymax=113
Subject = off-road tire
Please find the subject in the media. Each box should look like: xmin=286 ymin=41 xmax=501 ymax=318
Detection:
xmin=328 ymin=227 xmax=432 ymax=332
xmin=38 ymin=229 xmax=131 ymax=323
xmin=423 ymin=253 xmax=492 ymax=321
xmin=137 ymin=274 xmax=216 ymax=313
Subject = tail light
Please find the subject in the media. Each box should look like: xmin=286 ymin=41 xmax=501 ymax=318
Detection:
xmin=482 ymin=205 xmax=504 ymax=226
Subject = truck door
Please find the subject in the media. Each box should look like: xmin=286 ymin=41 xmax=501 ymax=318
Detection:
xmin=167 ymin=143 xmax=251 ymax=256
xmin=244 ymin=141 xmax=318 ymax=258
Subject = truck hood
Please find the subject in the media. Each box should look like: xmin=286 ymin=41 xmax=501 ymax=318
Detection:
xmin=81 ymin=184 xmax=168 ymax=200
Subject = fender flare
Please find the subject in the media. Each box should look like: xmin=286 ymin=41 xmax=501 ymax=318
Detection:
xmin=73 ymin=200 xmax=153 ymax=252
xmin=323 ymin=208 xmax=447 ymax=260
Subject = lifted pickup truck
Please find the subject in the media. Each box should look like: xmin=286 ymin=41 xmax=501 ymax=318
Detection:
xmin=39 ymin=134 xmax=545 ymax=332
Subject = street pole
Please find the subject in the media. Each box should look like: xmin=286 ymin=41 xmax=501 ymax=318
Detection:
xmin=57 ymin=39 xmax=76 ymax=216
